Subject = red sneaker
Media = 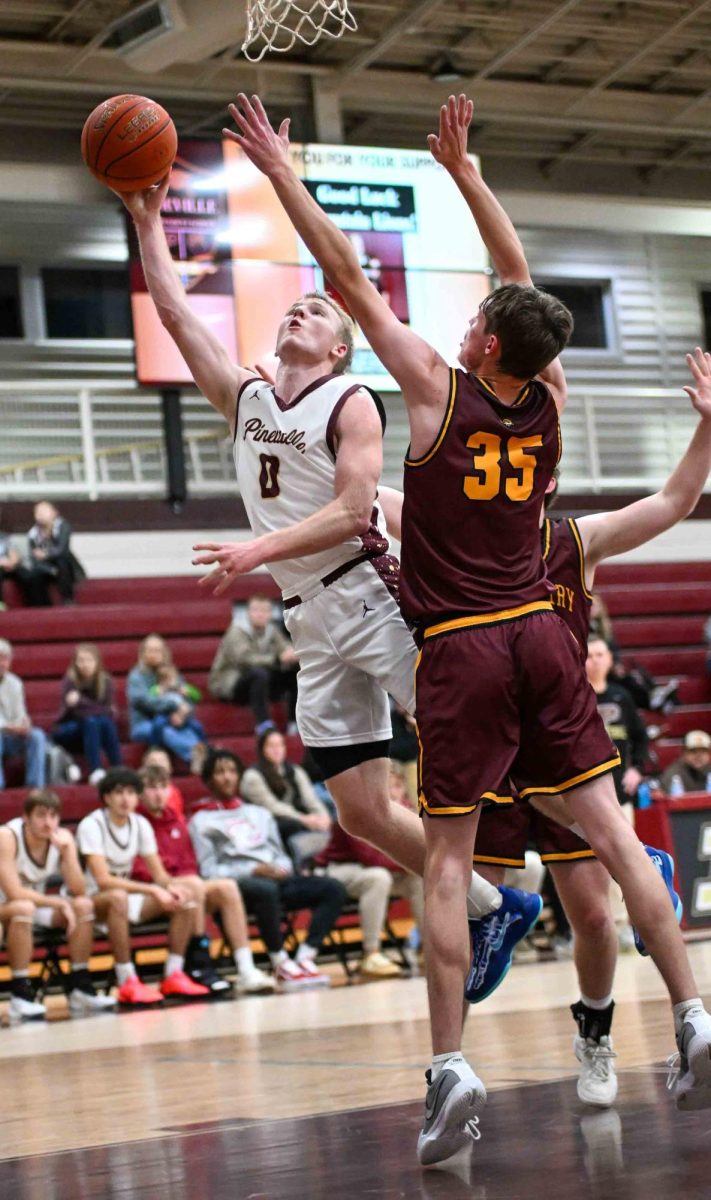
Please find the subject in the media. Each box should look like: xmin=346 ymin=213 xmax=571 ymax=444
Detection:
xmin=160 ymin=969 xmax=211 ymax=998
xmin=117 ymin=975 xmax=164 ymax=1006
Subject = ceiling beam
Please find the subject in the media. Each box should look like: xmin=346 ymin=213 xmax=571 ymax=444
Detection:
xmin=339 ymin=0 xmax=448 ymax=77
xmin=465 ymin=0 xmax=587 ymax=83
xmin=564 ymin=0 xmax=711 ymax=113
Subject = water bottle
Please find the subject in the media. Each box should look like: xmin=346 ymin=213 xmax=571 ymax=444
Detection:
xmin=637 ymin=781 xmax=652 ymax=809
xmin=669 ymin=774 xmax=685 ymax=798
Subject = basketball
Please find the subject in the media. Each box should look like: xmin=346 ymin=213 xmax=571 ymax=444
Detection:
xmin=81 ymin=94 xmax=177 ymax=190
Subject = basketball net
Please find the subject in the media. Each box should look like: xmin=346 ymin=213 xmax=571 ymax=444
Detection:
xmin=241 ymin=0 xmax=357 ymax=62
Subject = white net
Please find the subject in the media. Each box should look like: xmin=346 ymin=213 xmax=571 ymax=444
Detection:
xmin=242 ymin=0 xmax=357 ymax=61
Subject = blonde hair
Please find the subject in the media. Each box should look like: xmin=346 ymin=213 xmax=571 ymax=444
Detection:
xmin=137 ymin=634 xmax=173 ymax=672
xmin=301 ymin=291 xmax=355 ymax=374
xmin=68 ymin=642 xmax=110 ymax=702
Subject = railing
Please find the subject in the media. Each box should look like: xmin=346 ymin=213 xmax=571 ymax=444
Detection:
xmin=0 ymin=380 xmax=708 ymax=500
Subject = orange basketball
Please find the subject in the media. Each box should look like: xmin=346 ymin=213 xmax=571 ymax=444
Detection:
xmin=81 ymin=94 xmax=177 ymax=190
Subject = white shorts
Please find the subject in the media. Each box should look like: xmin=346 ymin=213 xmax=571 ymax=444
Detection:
xmin=33 ymin=906 xmax=57 ymax=930
xmin=284 ymin=560 xmax=417 ymax=747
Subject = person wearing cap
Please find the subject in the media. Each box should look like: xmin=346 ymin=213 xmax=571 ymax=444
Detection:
xmin=660 ymin=731 xmax=711 ymax=796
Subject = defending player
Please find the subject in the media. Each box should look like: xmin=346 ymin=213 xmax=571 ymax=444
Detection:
xmin=380 ymin=346 xmax=711 ymax=1106
xmin=0 ymin=789 xmax=116 ymax=1020
xmin=226 ymin=91 xmax=711 ymax=1162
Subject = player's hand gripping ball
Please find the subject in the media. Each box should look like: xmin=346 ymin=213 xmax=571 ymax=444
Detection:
xmin=81 ymin=94 xmax=177 ymax=190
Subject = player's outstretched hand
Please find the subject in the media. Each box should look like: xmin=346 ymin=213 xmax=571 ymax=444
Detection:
xmin=427 ymin=93 xmax=474 ymax=172
xmin=684 ymin=346 xmax=711 ymax=420
xmin=224 ymin=94 xmax=291 ymax=177
xmin=111 ymin=174 xmax=172 ymax=221
xmin=192 ymin=539 xmax=266 ymax=595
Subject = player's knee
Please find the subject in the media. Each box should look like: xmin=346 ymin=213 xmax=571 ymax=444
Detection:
xmin=573 ymin=901 xmax=614 ymax=942
xmin=9 ymin=899 xmax=34 ymax=921
xmin=106 ymin=889 xmax=128 ymax=916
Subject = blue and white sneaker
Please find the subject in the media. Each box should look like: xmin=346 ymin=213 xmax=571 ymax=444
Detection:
xmin=465 ymin=887 xmax=543 ymax=1004
xmin=634 ymin=845 xmax=683 ymax=956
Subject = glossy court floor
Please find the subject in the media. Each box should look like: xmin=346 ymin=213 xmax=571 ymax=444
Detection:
xmin=2 ymin=942 xmax=711 ymax=1199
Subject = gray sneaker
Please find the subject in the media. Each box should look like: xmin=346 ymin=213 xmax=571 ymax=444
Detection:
xmin=416 ymin=1056 xmax=486 ymax=1166
xmin=668 ymin=1008 xmax=711 ymax=1110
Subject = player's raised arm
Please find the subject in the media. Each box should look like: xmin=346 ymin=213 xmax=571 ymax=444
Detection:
xmin=429 ymin=94 xmax=567 ymax=412
xmin=114 ymin=178 xmax=253 ymax=434
xmin=378 ymin=486 xmax=404 ymax=543
xmin=579 ymin=347 xmax=711 ymax=583
xmin=193 ymin=388 xmax=383 ymax=594
xmin=224 ymin=95 xmax=451 ymax=429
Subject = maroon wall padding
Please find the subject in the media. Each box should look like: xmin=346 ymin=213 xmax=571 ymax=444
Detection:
xmin=12 ymin=636 xmax=221 ymax=679
xmin=602 ymin=584 xmax=711 ymax=617
xmin=613 ymin=616 xmax=706 ymax=648
xmin=2 ymin=600 xmax=233 ymax=644
xmin=597 ymin=561 xmax=711 ymax=585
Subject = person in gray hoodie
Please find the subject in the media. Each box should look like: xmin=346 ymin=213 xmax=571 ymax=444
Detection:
xmin=188 ymin=750 xmax=345 ymax=990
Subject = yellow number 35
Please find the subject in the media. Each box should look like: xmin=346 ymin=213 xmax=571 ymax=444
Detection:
xmin=463 ymin=432 xmax=543 ymax=502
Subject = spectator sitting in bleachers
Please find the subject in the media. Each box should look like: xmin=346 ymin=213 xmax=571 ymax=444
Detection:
xmin=189 ymin=750 xmax=346 ymax=990
xmin=315 ymin=763 xmax=424 ymax=978
xmin=0 ymin=530 xmax=22 ymax=609
xmin=141 ymin=748 xmax=185 ymax=817
xmin=0 ymin=788 xmax=116 ymax=1022
xmin=135 ymin=764 xmax=274 ymax=995
xmin=0 ymin=638 xmax=47 ymax=790
xmin=660 ymin=730 xmax=711 ymax=796
xmin=76 ymin=767 xmax=211 ymax=1007
xmin=127 ymin=635 xmax=207 ymax=774
xmin=52 ymin=642 xmax=122 ymax=786
xmin=208 ymin=595 xmax=298 ymax=736
xmin=20 ymin=501 xmax=85 ymax=607
xmin=240 ymin=729 xmax=331 ymax=868
xmin=586 ymin=636 xmax=648 ymax=812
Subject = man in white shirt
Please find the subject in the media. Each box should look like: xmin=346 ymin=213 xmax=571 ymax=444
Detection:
xmin=76 ymin=767 xmax=210 ymax=1007
xmin=0 ymin=638 xmax=47 ymax=788
xmin=0 ymin=788 xmax=116 ymax=1022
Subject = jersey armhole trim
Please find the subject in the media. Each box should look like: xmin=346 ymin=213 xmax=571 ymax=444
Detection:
xmin=542 ymin=517 xmax=552 ymax=561
xmin=233 ymin=376 xmax=264 ymax=443
xmin=566 ymin=517 xmax=594 ymax=602
xmin=325 ymin=384 xmax=367 ymax=460
xmin=404 ymin=368 xmax=457 ymax=468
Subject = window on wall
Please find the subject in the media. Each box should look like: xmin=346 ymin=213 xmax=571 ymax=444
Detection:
xmin=535 ymin=279 xmax=611 ymax=350
xmin=0 ymin=266 xmax=22 ymax=337
xmin=42 ymin=267 xmax=132 ymax=339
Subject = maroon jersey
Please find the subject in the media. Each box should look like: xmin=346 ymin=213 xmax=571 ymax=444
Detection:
xmin=400 ymin=369 xmax=560 ymax=625
xmin=542 ymin=516 xmax=592 ymax=662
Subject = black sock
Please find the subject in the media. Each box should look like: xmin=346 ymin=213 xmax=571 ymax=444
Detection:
xmin=571 ymin=999 xmax=615 ymax=1042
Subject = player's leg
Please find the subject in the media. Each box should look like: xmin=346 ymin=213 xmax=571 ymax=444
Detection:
xmin=550 ymin=858 xmax=618 ymax=1106
xmin=566 ymin=776 xmax=711 ymax=1107
xmin=0 ymin=899 xmax=46 ymax=1022
xmin=327 ymin=862 xmax=401 ymax=976
xmin=47 ymin=896 xmax=117 ymax=1014
xmin=93 ymin=889 xmax=163 ymax=1006
xmin=202 ymin=878 xmax=274 ymax=993
xmin=138 ymin=886 xmax=210 ymax=999
xmin=465 ymin=798 xmax=543 ymax=1004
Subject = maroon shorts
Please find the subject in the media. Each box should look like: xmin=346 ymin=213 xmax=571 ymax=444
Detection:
xmin=415 ymin=606 xmax=619 ymax=817
xmin=473 ymin=796 xmax=594 ymax=867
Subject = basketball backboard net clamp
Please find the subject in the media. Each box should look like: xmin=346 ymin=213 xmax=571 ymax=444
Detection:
xmin=241 ymin=0 xmax=357 ymax=62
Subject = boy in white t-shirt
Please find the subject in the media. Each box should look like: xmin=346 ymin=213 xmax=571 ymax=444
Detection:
xmin=0 ymin=788 xmax=116 ymax=1022
xmin=76 ymin=767 xmax=210 ymax=1007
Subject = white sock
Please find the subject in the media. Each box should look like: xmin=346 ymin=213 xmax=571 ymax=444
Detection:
xmin=12 ymin=969 xmax=29 ymax=980
xmin=570 ymin=822 xmax=587 ymax=840
xmin=430 ymin=1051 xmax=464 ymax=1079
xmin=115 ymin=962 xmax=136 ymax=985
xmin=581 ymin=992 xmax=614 ymax=1011
xmin=270 ymin=949 xmax=288 ymax=969
xmin=235 ymin=946 xmax=255 ymax=976
xmin=467 ymin=872 xmax=502 ymax=918
xmin=296 ymin=942 xmax=316 ymax=964
xmin=71 ymin=962 xmax=88 ymax=972
xmin=164 ymin=953 xmax=184 ymax=978
xmin=673 ymin=997 xmax=705 ymax=1033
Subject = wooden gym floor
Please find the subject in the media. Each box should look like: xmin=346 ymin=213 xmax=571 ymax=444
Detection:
xmin=1 ymin=942 xmax=711 ymax=1199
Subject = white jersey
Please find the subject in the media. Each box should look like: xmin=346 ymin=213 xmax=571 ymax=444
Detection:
xmin=234 ymin=374 xmax=389 ymax=599
xmin=76 ymin=808 xmax=157 ymax=895
xmin=0 ymin=817 xmax=61 ymax=900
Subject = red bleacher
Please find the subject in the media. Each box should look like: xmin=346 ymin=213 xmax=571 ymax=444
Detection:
xmin=0 ymin=571 xmax=295 ymax=820
xmin=596 ymin=560 xmax=711 ymax=772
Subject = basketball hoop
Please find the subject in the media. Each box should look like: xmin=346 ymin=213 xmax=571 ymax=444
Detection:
xmin=241 ymin=0 xmax=357 ymax=62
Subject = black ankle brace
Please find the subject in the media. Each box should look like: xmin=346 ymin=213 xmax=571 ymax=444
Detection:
xmin=571 ymin=998 xmax=615 ymax=1042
